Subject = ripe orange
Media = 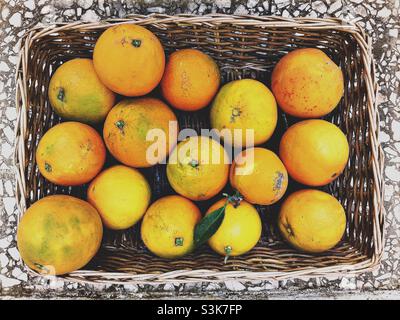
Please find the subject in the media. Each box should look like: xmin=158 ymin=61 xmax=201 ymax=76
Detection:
xmin=103 ymin=97 xmax=178 ymax=168
xmin=279 ymin=119 xmax=349 ymax=186
xmin=206 ymin=198 xmax=262 ymax=257
xmin=278 ymin=189 xmax=346 ymax=253
xmin=141 ymin=195 xmax=201 ymax=259
xmin=272 ymin=48 xmax=344 ymax=118
xmin=161 ymin=49 xmax=220 ymax=111
xmin=93 ymin=24 xmax=165 ymax=96
xmin=17 ymin=195 xmax=103 ymax=275
xmin=210 ymin=79 xmax=277 ymax=147
xmin=48 ymin=58 xmax=115 ymax=124
xmin=230 ymin=147 xmax=288 ymax=205
xmin=87 ymin=165 xmax=151 ymax=230
xmin=167 ymin=136 xmax=229 ymax=201
xmin=36 ymin=122 xmax=106 ymax=186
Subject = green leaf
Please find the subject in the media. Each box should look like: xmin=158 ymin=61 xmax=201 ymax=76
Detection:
xmin=194 ymin=204 xmax=226 ymax=248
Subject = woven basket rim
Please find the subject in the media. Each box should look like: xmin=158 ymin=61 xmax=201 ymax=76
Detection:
xmin=14 ymin=14 xmax=385 ymax=284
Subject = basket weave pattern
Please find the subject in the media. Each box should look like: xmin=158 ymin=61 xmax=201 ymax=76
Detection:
xmin=14 ymin=14 xmax=384 ymax=284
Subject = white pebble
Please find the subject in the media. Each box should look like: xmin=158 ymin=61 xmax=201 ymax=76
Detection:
xmin=1 ymin=142 xmax=13 ymax=158
xmin=3 ymin=197 xmax=15 ymax=216
xmin=385 ymin=166 xmax=400 ymax=182
xmin=0 ymin=237 xmax=12 ymax=249
xmin=9 ymin=12 xmax=22 ymax=27
xmin=4 ymin=180 xmax=13 ymax=196
xmin=3 ymin=125 xmax=14 ymax=143
xmin=8 ymin=247 xmax=20 ymax=261
xmin=0 ymin=61 xmax=10 ymax=72
xmin=377 ymin=7 xmax=391 ymax=18
xmin=5 ymin=107 xmax=16 ymax=121
xmin=24 ymin=0 xmax=36 ymax=10
xmin=215 ymin=0 xmax=231 ymax=8
xmin=0 ymin=253 xmax=9 ymax=268
xmin=81 ymin=10 xmax=100 ymax=22
xmin=392 ymin=120 xmax=400 ymax=141
xmin=224 ymin=280 xmax=246 ymax=291
xmin=0 ymin=275 xmax=20 ymax=288
xmin=78 ymin=0 xmax=93 ymax=10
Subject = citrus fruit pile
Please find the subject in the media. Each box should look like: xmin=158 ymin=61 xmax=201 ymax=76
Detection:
xmin=17 ymin=24 xmax=349 ymax=275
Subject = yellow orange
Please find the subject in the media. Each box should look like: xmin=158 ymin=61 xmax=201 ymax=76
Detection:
xmin=167 ymin=136 xmax=229 ymax=201
xmin=210 ymin=79 xmax=277 ymax=147
xmin=207 ymin=198 xmax=262 ymax=257
xmin=278 ymin=189 xmax=346 ymax=253
xmin=87 ymin=165 xmax=151 ymax=230
xmin=141 ymin=195 xmax=201 ymax=259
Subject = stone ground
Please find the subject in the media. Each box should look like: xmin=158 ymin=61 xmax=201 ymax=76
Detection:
xmin=0 ymin=0 xmax=399 ymax=299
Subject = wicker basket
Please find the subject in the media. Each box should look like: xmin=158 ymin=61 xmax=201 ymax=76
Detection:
xmin=14 ymin=14 xmax=385 ymax=284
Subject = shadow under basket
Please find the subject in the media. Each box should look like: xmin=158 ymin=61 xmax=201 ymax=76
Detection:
xmin=15 ymin=14 xmax=385 ymax=284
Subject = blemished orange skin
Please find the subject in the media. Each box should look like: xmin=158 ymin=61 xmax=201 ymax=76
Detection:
xmin=48 ymin=58 xmax=115 ymax=124
xmin=103 ymin=97 xmax=178 ymax=168
xmin=278 ymin=189 xmax=346 ymax=253
xmin=36 ymin=122 xmax=106 ymax=186
xmin=279 ymin=119 xmax=349 ymax=186
xmin=93 ymin=24 xmax=165 ymax=96
xmin=210 ymin=79 xmax=278 ymax=147
xmin=17 ymin=195 xmax=103 ymax=275
xmin=271 ymin=48 xmax=344 ymax=118
xmin=230 ymin=147 xmax=288 ymax=205
xmin=141 ymin=195 xmax=202 ymax=259
xmin=161 ymin=49 xmax=221 ymax=111
xmin=167 ymin=136 xmax=230 ymax=201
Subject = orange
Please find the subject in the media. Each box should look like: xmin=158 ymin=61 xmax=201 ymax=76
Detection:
xmin=36 ymin=122 xmax=106 ymax=186
xmin=93 ymin=24 xmax=165 ymax=96
xmin=207 ymin=198 xmax=262 ymax=257
xmin=87 ymin=165 xmax=151 ymax=230
xmin=48 ymin=58 xmax=115 ymax=124
xmin=278 ymin=189 xmax=346 ymax=253
xmin=167 ymin=136 xmax=229 ymax=201
xmin=17 ymin=195 xmax=103 ymax=275
xmin=210 ymin=79 xmax=277 ymax=147
xmin=230 ymin=147 xmax=288 ymax=205
xmin=161 ymin=49 xmax=220 ymax=111
xmin=279 ymin=119 xmax=349 ymax=186
xmin=103 ymin=98 xmax=178 ymax=168
xmin=141 ymin=195 xmax=201 ymax=259
xmin=272 ymin=48 xmax=344 ymax=118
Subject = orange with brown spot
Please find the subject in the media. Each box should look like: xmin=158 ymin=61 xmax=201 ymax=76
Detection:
xmin=93 ymin=24 xmax=165 ymax=96
xmin=272 ymin=48 xmax=344 ymax=118
xmin=103 ymin=97 xmax=178 ymax=168
xmin=230 ymin=147 xmax=288 ymax=205
xmin=161 ymin=49 xmax=220 ymax=111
